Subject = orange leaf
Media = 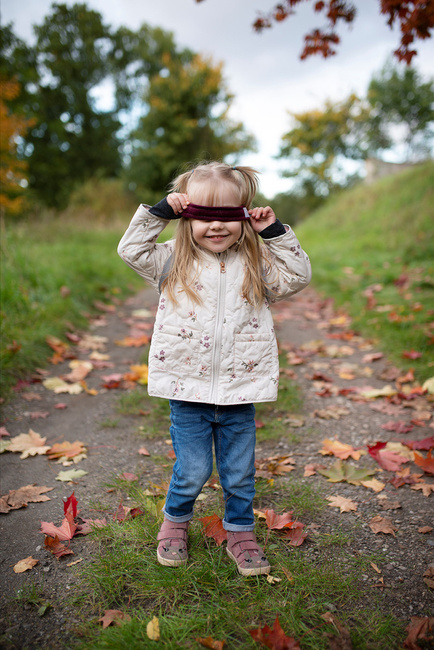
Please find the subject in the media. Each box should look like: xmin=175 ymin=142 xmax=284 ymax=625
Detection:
xmin=320 ymin=438 xmax=364 ymax=460
xmin=414 ymin=449 xmax=434 ymax=475
xmin=249 ymin=615 xmax=301 ymax=649
xmin=44 ymin=534 xmax=74 ymax=558
xmin=198 ymin=514 xmax=227 ymax=546
xmin=262 ymin=509 xmax=295 ymax=530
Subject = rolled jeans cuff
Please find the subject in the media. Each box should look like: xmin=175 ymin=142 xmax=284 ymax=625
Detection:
xmin=223 ymin=519 xmax=255 ymax=532
xmin=163 ymin=505 xmax=194 ymax=523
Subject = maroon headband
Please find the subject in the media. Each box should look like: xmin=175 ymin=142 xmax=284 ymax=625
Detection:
xmin=182 ymin=203 xmax=250 ymax=221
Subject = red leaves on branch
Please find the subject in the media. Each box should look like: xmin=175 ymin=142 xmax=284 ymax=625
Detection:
xmin=249 ymin=0 xmax=432 ymax=63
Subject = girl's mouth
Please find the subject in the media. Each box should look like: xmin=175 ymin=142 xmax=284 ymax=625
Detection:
xmin=207 ymin=235 xmax=227 ymax=241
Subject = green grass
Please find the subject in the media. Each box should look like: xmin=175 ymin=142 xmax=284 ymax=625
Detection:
xmin=0 ymin=216 xmax=142 ymax=399
xmin=73 ymin=487 xmax=404 ymax=649
xmin=296 ymin=161 xmax=434 ymax=381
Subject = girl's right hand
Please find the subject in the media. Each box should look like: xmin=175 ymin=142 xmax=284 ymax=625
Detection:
xmin=167 ymin=193 xmax=190 ymax=215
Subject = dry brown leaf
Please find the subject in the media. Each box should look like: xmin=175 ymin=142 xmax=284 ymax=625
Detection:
xmin=411 ymin=483 xmax=434 ymax=497
xmin=303 ymin=463 xmax=326 ymax=477
xmin=326 ymin=495 xmax=358 ymax=512
xmin=7 ymin=430 xmax=51 ymax=459
xmin=419 ymin=526 xmax=433 ymax=534
xmin=13 ymin=556 xmax=38 ymax=573
xmin=0 ymin=484 xmax=54 ymax=513
xmin=99 ymin=610 xmax=131 ymax=629
xmin=368 ymin=515 xmax=397 ymax=536
xmin=313 ymin=406 xmax=350 ymax=420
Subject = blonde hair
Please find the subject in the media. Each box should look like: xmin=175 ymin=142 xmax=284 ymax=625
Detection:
xmin=162 ymin=161 xmax=272 ymax=306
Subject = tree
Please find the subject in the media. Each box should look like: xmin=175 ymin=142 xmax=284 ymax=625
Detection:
xmin=195 ymin=0 xmax=434 ymax=64
xmin=0 ymin=78 xmax=35 ymax=215
xmin=125 ymin=52 xmax=255 ymax=201
xmin=367 ymin=60 xmax=434 ymax=160
xmin=278 ymin=94 xmax=372 ymax=195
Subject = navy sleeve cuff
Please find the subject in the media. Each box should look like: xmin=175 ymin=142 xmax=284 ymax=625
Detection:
xmin=149 ymin=197 xmax=179 ymax=220
xmin=259 ymin=219 xmax=286 ymax=239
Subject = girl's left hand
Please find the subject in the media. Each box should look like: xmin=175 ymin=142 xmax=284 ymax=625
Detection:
xmin=248 ymin=206 xmax=276 ymax=232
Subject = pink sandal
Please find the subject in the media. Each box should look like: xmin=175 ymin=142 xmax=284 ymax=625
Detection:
xmin=157 ymin=518 xmax=189 ymax=567
xmin=226 ymin=531 xmax=271 ymax=576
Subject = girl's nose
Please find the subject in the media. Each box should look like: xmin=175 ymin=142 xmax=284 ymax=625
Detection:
xmin=209 ymin=221 xmax=223 ymax=229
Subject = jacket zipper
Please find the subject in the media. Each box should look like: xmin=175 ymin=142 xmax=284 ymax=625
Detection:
xmin=209 ymin=254 xmax=227 ymax=403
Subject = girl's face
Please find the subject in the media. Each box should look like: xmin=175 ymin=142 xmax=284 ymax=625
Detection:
xmin=187 ymin=178 xmax=243 ymax=252
xmin=190 ymin=219 xmax=242 ymax=253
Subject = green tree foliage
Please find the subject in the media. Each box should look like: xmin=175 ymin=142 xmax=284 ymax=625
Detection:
xmin=367 ymin=60 xmax=434 ymax=161
xmin=278 ymin=94 xmax=371 ymax=196
xmin=1 ymin=6 xmax=254 ymax=210
xmin=125 ymin=52 xmax=255 ymax=201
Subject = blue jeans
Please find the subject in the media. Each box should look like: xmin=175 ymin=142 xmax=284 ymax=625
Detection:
xmin=163 ymin=400 xmax=257 ymax=532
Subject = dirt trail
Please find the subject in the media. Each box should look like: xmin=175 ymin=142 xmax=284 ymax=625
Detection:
xmin=0 ymin=286 xmax=433 ymax=649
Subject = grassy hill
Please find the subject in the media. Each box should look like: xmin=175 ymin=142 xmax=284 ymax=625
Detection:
xmin=296 ymin=161 xmax=434 ymax=381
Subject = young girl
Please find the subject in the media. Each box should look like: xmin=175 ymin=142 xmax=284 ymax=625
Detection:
xmin=118 ymin=162 xmax=311 ymax=576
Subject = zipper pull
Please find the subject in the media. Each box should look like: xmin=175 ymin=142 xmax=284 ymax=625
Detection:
xmin=220 ymin=261 xmax=226 ymax=273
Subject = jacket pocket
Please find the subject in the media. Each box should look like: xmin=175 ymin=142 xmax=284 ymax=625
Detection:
xmin=150 ymin=324 xmax=202 ymax=377
xmin=232 ymin=333 xmax=278 ymax=380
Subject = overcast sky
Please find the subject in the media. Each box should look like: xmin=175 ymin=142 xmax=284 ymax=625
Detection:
xmin=2 ymin=0 xmax=433 ymax=196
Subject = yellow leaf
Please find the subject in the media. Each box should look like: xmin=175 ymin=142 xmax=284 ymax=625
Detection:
xmin=422 ymin=377 xmax=434 ymax=394
xmin=360 ymin=478 xmax=385 ymax=492
xmin=147 ymin=616 xmax=160 ymax=641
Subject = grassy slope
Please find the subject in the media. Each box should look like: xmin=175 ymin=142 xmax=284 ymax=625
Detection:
xmin=296 ymin=161 xmax=434 ymax=381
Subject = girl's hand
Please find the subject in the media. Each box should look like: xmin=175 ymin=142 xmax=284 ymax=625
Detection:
xmin=248 ymin=206 xmax=276 ymax=232
xmin=167 ymin=192 xmax=190 ymax=215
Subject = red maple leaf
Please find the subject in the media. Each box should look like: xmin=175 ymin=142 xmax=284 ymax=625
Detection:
xmin=198 ymin=514 xmax=227 ymax=546
xmin=64 ymin=492 xmax=78 ymax=518
xmin=282 ymin=523 xmax=307 ymax=547
xmin=262 ymin=509 xmax=295 ymax=530
xmin=40 ymin=510 xmax=77 ymax=541
xmin=249 ymin=615 xmax=301 ymax=649
xmin=368 ymin=442 xmax=409 ymax=471
xmin=402 ymin=437 xmax=434 ymax=451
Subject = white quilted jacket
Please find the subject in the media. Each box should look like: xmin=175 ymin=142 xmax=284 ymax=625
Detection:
xmin=118 ymin=204 xmax=311 ymax=405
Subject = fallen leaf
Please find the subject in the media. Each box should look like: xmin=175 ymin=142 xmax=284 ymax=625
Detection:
xmin=44 ymin=535 xmax=74 ymax=558
xmin=303 ymin=463 xmax=326 ymax=477
xmin=317 ymin=459 xmax=376 ymax=485
xmin=359 ymin=385 xmax=397 ymax=399
xmin=118 ymin=472 xmax=138 ymax=482
xmin=422 ymin=377 xmax=434 ymax=394
xmin=55 ymin=469 xmax=88 ymax=482
xmin=321 ymin=612 xmax=353 ymax=650
xmin=99 ymin=610 xmax=131 ymax=629
xmin=368 ymin=442 xmax=409 ymax=472
xmin=63 ymin=360 xmax=93 ymax=382
xmin=13 ymin=556 xmax=39 ymax=573
xmin=0 ymin=485 xmax=53 ymax=514
xmin=40 ymin=511 xmax=77 ymax=541
xmin=423 ymin=566 xmax=434 ymax=590
xmin=28 ymin=411 xmax=50 ymax=420
xmin=419 ymin=526 xmax=433 ymax=533
xmin=282 ymin=523 xmax=307 ymax=547
xmin=320 ymin=438 xmax=364 ymax=460
xmin=368 ymin=515 xmax=397 ymax=536
xmin=313 ymin=406 xmax=350 ymax=420
xmin=67 ymin=558 xmax=83 ymax=567
xmin=146 ymin=616 xmax=160 ymax=640
xmin=138 ymin=447 xmax=150 ymax=456
xmin=7 ymin=430 xmax=51 ymax=459
xmin=249 ymin=616 xmax=300 ymax=649
xmin=75 ymin=518 xmax=107 ymax=535
xmin=411 ymin=483 xmax=434 ymax=496
xmin=326 ymin=495 xmax=358 ymax=512
xmin=370 ymin=562 xmax=382 ymax=574
xmin=47 ymin=440 xmax=87 ymax=462
xmin=403 ymin=437 xmax=434 ymax=451
xmin=404 ymin=616 xmax=434 ymax=649
xmin=43 ymin=377 xmax=83 ymax=394
xmin=414 ymin=449 xmax=434 ymax=475
xmin=381 ymin=420 xmax=413 ymax=434
xmin=115 ymin=335 xmax=150 ymax=347
xmin=21 ymin=392 xmax=42 ymax=401
xmin=197 ymin=636 xmax=226 ymax=649
xmin=262 ymin=509 xmax=296 ymax=530
xmin=360 ymin=478 xmax=386 ymax=492
xmin=198 ymin=514 xmax=227 ymax=546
